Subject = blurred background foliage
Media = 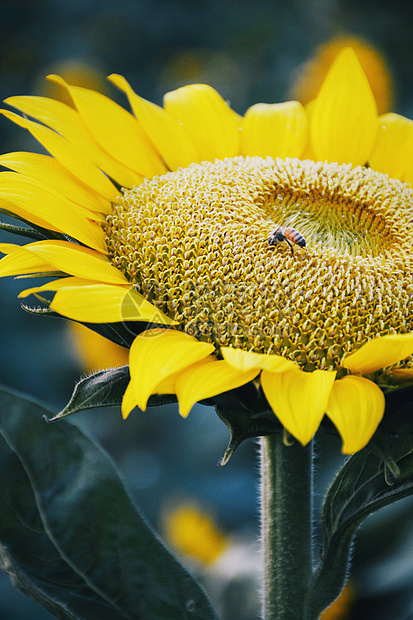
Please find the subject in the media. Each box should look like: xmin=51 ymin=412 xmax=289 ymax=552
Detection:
xmin=1 ymin=0 xmax=413 ymax=618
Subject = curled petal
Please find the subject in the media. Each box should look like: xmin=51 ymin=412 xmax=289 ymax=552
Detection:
xmin=261 ymin=368 xmax=336 ymax=446
xmin=241 ymin=101 xmax=307 ymax=159
xmin=326 ymin=376 xmax=385 ymax=454
xmin=311 ymin=47 xmax=378 ymax=165
xmin=343 ymin=334 xmax=413 ymax=375
xmin=163 ymin=84 xmax=240 ymax=161
xmin=127 ymin=330 xmax=214 ymax=412
xmin=175 ymin=357 xmax=259 ymax=418
xmin=0 ymin=243 xmax=26 ymax=254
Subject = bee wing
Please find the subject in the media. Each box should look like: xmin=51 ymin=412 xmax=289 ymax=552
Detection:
xmin=282 ymin=212 xmax=300 ymax=228
xmin=270 ymin=222 xmax=282 ymax=234
xmin=270 ymin=212 xmax=299 ymax=231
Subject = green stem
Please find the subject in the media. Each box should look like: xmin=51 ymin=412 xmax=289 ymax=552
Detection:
xmin=260 ymin=433 xmax=314 ymax=620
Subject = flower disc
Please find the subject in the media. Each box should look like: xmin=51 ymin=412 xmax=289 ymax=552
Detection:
xmin=106 ymin=156 xmax=413 ymax=376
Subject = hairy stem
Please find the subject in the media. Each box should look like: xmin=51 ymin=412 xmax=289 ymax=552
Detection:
xmin=260 ymin=434 xmax=314 ymax=619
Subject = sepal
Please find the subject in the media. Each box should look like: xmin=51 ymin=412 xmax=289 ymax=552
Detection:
xmin=213 ymin=382 xmax=282 ymax=465
xmin=0 ymin=220 xmax=48 ymax=241
xmin=47 ymin=366 xmax=131 ymax=421
xmin=47 ymin=366 xmax=178 ymax=421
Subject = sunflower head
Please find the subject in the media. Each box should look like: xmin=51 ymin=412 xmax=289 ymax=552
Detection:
xmin=0 ymin=47 xmax=412 ymax=455
xmin=105 ymin=156 xmax=413 ymax=382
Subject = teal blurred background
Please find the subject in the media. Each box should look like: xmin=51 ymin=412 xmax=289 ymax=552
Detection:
xmin=1 ymin=1 xmax=413 ymax=618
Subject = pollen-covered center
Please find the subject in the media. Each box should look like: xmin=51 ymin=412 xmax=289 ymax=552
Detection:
xmin=104 ymin=156 xmax=413 ymax=373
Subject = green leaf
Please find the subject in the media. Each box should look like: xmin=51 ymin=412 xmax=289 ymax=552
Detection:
xmin=0 ymin=386 xmax=218 ymax=620
xmin=305 ymin=390 xmax=413 ymax=618
xmin=47 ymin=367 xmax=178 ymax=421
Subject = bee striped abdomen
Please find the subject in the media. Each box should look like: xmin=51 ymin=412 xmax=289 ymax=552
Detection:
xmin=283 ymin=227 xmax=306 ymax=248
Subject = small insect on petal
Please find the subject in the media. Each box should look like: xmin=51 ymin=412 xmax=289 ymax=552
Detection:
xmin=268 ymin=222 xmax=307 ymax=256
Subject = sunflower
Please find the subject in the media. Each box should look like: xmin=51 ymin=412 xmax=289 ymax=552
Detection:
xmin=0 ymin=48 xmax=412 ymax=454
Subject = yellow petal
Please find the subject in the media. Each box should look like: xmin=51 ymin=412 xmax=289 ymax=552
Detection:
xmin=175 ymin=357 xmax=259 ymax=418
xmin=108 ymin=74 xmax=199 ymax=170
xmin=368 ymin=113 xmax=413 ymax=182
xmin=301 ymin=100 xmax=317 ymax=160
xmin=50 ymin=283 xmax=176 ymax=324
xmin=163 ymin=84 xmax=240 ymax=161
xmin=261 ymin=368 xmax=336 ymax=446
xmin=121 ymin=381 xmax=137 ymax=419
xmin=22 ymin=240 xmax=127 ymax=284
xmin=0 ymin=246 xmax=55 ymax=277
xmin=154 ymin=372 xmax=181 ymax=395
xmin=47 ymin=75 xmax=167 ymax=178
xmin=127 ymin=329 xmax=215 ymax=411
xmin=0 ymin=196 xmax=61 ymax=233
xmin=18 ymin=276 xmax=95 ymax=297
xmin=221 ymin=346 xmax=296 ymax=372
xmin=390 ymin=368 xmax=413 ymax=381
xmin=0 ymin=152 xmax=111 ymax=215
xmin=326 ymin=376 xmax=385 ymax=454
xmin=1 ymin=111 xmax=118 ymax=202
xmin=121 ymin=366 xmax=180 ymax=419
xmin=343 ymin=334 xmax=413 ymax=375
xmin=5 ymin=95 xmax=143 ymax=188
xmin=0 ymin=172 xmax=106 ymax=252
xmin=311 ymin=48 xmax=378 ymax=165
xmin=0 ymin=243 xmax=26 ymax=254
xmin=241 ymin=101 xmax=307 ymax=159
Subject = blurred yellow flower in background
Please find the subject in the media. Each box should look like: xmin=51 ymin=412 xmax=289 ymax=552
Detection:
xmin=162 ymin=502 xmax=228 ymax=566
xmin=36 ymin=59 xmax=109 ymax=107
xmin=68 ymin=322 xmax=129 ymax=372
xmin=290 ymin=35 xmax=393 ymax=115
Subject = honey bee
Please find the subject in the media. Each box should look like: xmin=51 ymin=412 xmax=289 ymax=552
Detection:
xmin=268 ymin=220 xmax=306 ymax=256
